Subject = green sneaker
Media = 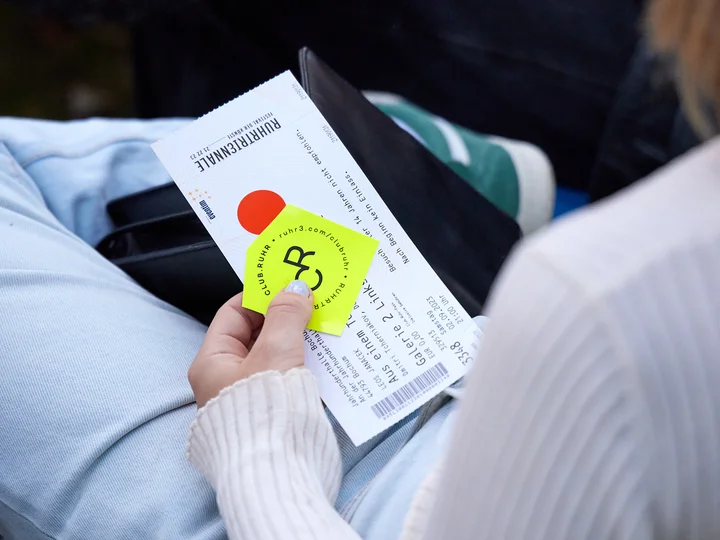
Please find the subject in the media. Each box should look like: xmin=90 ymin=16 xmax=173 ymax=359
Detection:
xmin=364 ymin=91 xmax=555 ymax=234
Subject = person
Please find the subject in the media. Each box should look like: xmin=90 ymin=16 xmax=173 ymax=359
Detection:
xmin=0 ymin=2 xmax=716 ymax=540
xmin=183 ymin=0 xmax=720 ymax=539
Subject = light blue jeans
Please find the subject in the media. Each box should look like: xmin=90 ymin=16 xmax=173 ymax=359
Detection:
xmin=0 ymin=117 xmax=425 ymax=540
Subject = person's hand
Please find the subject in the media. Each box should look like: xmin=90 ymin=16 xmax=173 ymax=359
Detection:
xmin=188 ymin=280 xmax=313 ymax=408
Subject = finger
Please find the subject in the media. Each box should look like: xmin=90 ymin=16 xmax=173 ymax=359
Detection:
xmin=264 ymin=280 xmax=314 ymax=335
xmin=205 ymin=292 xmax=265 ymax=347
xmin=250 ymin=280 xmax=313 ymax=370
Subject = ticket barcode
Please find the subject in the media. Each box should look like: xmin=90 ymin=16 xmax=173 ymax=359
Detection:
xmin=371 ymin=363 xmax=449 ymax=420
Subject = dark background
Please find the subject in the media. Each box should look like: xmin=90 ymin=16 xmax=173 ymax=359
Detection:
xmin=0 ymin=3 xmax=133 ymax=118
xmin=0 ymin=0 xmax=649 ymax=192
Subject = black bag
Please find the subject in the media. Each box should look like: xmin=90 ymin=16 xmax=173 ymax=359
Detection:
xmin=97 ymin=48 xmax=521 ymax=324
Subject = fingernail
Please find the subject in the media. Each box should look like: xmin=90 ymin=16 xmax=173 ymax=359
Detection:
xmin=285 ymin=279 xmax=310 ymax=297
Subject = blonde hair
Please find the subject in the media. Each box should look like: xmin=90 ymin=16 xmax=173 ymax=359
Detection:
xmin=647 ymin=0 xmax=720 ymax=137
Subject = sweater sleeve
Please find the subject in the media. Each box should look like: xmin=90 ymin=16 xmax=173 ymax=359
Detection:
xmin=187 ymin=368 xmax=361 ymax=540
xmin=420 ymin=246 xmax=653 ymax=540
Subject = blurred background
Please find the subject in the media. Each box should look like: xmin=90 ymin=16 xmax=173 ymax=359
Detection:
xmin=0 ymin=0 xmax=668 ymax=196
xmin=0 ymin=3 xmax=133 ymax=118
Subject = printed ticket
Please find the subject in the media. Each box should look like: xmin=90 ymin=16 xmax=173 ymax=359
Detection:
xmin=152 ymin=71 xmax=482 ymax=444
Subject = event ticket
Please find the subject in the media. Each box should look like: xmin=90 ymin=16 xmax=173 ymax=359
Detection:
xmin=153 ymin=71 xmax=482 ymax=444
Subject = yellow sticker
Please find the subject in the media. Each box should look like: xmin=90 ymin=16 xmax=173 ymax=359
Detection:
xmin=242 ymin=205 xmax=379 ymax=335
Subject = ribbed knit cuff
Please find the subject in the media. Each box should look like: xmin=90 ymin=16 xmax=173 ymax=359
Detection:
xmin=187 ymin=368 xmax=347 ymax=539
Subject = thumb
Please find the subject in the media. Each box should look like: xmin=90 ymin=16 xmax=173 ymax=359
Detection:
xmin=265 ymin=279 xmax=314 ymax=333
xmin=248 ymin=280 xmax=314 ymax=372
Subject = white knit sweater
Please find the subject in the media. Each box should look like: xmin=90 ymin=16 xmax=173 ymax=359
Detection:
xmin=188 ymin=137 xmax=720 ymax=540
